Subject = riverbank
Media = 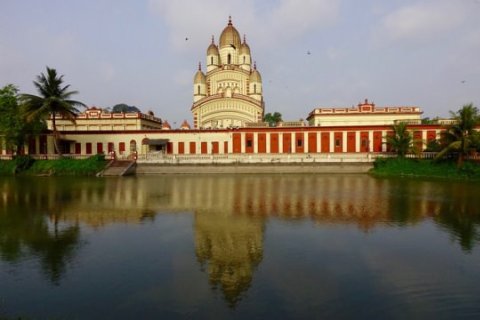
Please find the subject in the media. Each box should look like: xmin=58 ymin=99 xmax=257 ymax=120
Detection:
xmin=135 ymin=162 xmax=372 ymax=174
xmin=0 ymin=155 xmax=107 ymax=176
xmin=370 ymin=157 xmax=480 ymax=181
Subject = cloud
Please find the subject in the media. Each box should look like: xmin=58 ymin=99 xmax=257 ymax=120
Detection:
xmin=148 ymin=0 xmax=340 ymax=51
xmin=375 ymin=1 xmax=467 ymax=43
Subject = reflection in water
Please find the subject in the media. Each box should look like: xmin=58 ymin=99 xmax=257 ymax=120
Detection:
xmin=0 ymin=178 xmax=81 ymax=285
xmin=1 ymin=175 xmax=480 ymax=305
xmin=195 ymin=210 xmax=264 ymax=307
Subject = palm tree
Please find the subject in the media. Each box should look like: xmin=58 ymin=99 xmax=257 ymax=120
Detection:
xmin=20 ymin=67 xmax=86 ymax=154
xmin=385 ymin=122 xmax=413 ymax=157
xmin=435 ymin=103 xmax=480 ymax=167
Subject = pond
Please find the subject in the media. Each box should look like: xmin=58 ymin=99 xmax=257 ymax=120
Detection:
xmin=0 ymin=174 xmax=479 ymax=319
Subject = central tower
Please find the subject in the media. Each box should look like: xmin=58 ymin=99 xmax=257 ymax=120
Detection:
xmin=191 ymin=17 xmax=264 ymax=129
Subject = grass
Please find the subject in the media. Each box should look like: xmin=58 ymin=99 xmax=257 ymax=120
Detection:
xmin=0 ymin=160 xmax=17 ymax=175
xmin=0 ymin=154 xmax=107 ymax=176
xmin=370 ymin=157 xmax=480 ymax=181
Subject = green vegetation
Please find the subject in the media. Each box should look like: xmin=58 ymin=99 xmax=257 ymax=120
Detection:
xmin=384 ymin=122 xmax=416 ymax=157
xmin=20 ymin=67 xmax=86 ymax=155
xmin=434 ymin=103 xmax=480 ymax=166
xmin=111 ymin=103 xmax=141 ymax=113
xmin=371 ymin=157 xmax=480 ymax=181
xmin=0 ymin=84 xmax=45 ymax=153
xmin=0 ymin=160 xmax=17 ymax=175
xmin=263 ymin=112 xmax=282 ymax=127
xmin=0 ymin=154 xmax=106 ymax=176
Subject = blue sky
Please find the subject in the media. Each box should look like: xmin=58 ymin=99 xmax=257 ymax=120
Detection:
xmin=1 ymin=0 xmax=479 ymax=126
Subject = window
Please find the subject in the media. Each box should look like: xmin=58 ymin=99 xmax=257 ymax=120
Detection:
xmin=227 ymin=54 xmax=231 ymax=64
xmin=197 ymin=85 xmax=200 ymax=95
xmin=130 ymin=140 xmax=137 ymax=152
xmin=86 ymin=143 xmax=92 ymax=155
xmin=97 ymin=143 xmax=103 ymax=154
xmin=246 ymin=140 xmax=252 ymax=148
xmin=243 ymin=56 xmax=245 ymax=64
xmin=211 ymin=56 xmax=213 ymax=64
xmin=254 ymin=84 xmax=256 ymax=93
xmin=297 ymin=139 xmax=303 ymax=147
xmin=335 ymin=139 xmax=341 ymax=147
xmin=119 ymin=142 xmax=125 ymax=153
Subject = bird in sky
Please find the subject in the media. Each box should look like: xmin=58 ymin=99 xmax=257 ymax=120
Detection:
xmin=307 ymin=51 xmax=311 ymax=55
xmin=461 ymin=80 xmax=466 ymax=84
xmin=185 ymin=37 xmax=189 ymax=41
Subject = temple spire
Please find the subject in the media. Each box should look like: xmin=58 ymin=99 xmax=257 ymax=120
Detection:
xmin=211 ymin=35 xmax=215 ymax=44
xmin=198 ymin=62 xmax=201 ymax=71
xmin=228 ymin=15 xmax=232 ymax=25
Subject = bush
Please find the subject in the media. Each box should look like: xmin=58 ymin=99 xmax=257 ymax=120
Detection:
xmin=13 ymin=155 xmax=35 ymax=171
xmin=22 ymin=156 xmax=107 ymax=176
xmin=370 ymin=157 xmax=480 ymax=180
xmin=0 ymin=160 xmax=17 ymax=175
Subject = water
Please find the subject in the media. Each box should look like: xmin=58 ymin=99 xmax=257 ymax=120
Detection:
xmin=0 ymin=174 xmax=479 ymax=319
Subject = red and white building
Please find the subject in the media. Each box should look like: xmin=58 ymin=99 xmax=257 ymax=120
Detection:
xmin=0 ymin=18 xmax=448 ymax=161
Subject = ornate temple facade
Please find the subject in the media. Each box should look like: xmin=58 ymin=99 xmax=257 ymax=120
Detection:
xmin=191 ymin=17 xmax=264 ymax=129
xmin=0 ymin=17 xmax=455 ymax=160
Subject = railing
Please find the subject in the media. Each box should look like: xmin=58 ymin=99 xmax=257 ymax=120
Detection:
xmin=2 ymin=152 xmax=479 ymax=163
xmin=27 ymin=154 xmax=115 ymax=160
xmin=136 ymin=151 xmax=480 ymax=165
xmin=136 ymin=152 xmax=378 ymax=164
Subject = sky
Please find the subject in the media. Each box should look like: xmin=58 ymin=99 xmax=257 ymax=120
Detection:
xmin=1 ymin=0 xmax=479 ymax=126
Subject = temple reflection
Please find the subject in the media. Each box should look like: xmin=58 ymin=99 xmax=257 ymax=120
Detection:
xmin=194 ymin=209 xmax=264 ymax=306
xmin=1 ymin=175 xmax=480 ymax=299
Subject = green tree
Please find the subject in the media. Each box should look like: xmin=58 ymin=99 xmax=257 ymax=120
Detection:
xmin=263 ymin=112 xmax=282 ymax=127
xmin=111 ymin=103 xmax=140 ymax=113
xmin=435 ymin=103 xmax=480 ymax=167
xmin=20 ymin=67 xmax=86 ymax=155
xmin=0 ymin=84 xmax=45 ymax=154
xmin=385 ymin=122 xmax=413 ymax=157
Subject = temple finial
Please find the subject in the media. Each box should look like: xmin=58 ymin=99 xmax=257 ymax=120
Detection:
xmin=211 ymin=35 xmax=215 ymax=44
xmin=243 ymin=34 xmax=246 ymax=43
xmin=254 ymin=61 xmax=257 ymax=70
xmin=228 ymin=16 xmax=232 ymax=25
xmin=198 ymin=62 xmax=201 ymax=71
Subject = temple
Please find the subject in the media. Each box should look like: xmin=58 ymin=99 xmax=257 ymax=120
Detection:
xmin=0 ymin=17 xmax=447 ymax=159
xmin=192 ymin=17 xmax=264 ymax=129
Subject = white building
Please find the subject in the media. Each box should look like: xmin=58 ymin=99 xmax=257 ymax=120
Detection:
xmin=191 ymin=17 xmax=264 ymax=129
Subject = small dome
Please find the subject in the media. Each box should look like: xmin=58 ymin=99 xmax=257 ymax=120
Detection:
xmin=240 ymin=42 xmax=250 ymax=55
xmin=207 ymin=43 xmax=219 ymax=56
xmin=194 ymin=63 xmax=206 ymax=83
xmin=250 ymin=69 xmax=262 ymax=83
xmin=162 ymin=120 xmax=171 ymax=130
xmin=180 ymin=120 xmax=191 ymax=130
xmin=207 ymin=36 xmax=219 ymax=56
xmin=219 ymin=17 xmax=241 ymax=49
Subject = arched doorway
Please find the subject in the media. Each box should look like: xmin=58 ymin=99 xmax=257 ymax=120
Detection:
xmin=130 ymin=139 xmax=137 ymax=153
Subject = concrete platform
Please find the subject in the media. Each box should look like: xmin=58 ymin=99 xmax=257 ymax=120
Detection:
xmin=135 ymin=163 xmax=372 ymax=175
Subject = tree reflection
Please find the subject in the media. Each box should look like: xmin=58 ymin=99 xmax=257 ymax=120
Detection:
xmin=382 ymin=177 xmax=480 ymax=252
xmin=0 ymin=178 xmax=82 ymax=285
xmin=1 ymin=174 xmax=480 ymax=309
xmin=432 ymin=183 xmax=480 ymax=252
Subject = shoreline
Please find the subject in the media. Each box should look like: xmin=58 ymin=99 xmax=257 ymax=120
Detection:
xmin=134 ymin=162 xmax=373 ymax=175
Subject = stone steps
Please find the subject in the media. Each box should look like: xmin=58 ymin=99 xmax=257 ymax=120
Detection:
xmin=102 ymin=160 xmax=136 ymax=176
